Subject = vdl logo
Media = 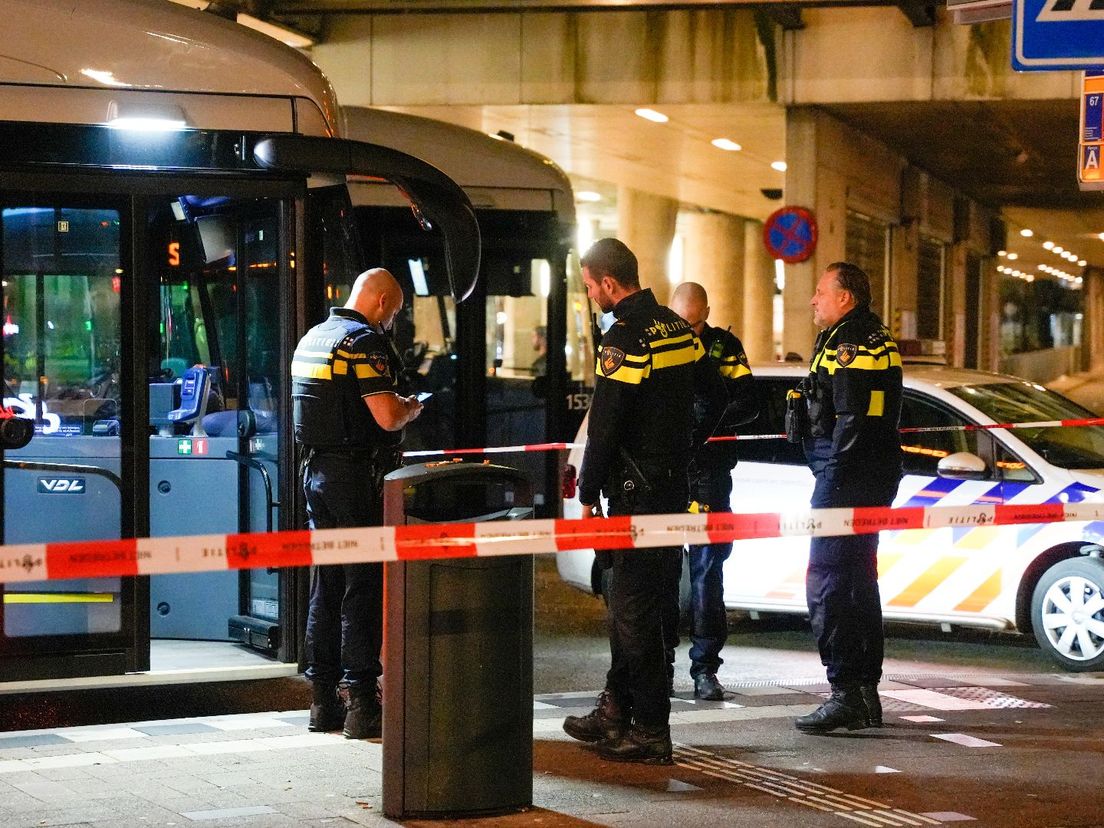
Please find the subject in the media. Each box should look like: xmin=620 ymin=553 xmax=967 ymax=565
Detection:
xmin=37 ymin=477 xmax=86 ymax=494
xmin=1037 ymin=0 xmax=1104 ymax=21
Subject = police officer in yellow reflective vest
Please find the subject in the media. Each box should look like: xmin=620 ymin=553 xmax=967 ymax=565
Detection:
xmin=670 ymin=281 xmax=758 ymax=702
xmin=563 ymin=239 xmax=725 ymax=764
xmin=292 ymin=268 xmax=423 ymax=739
xmin=793 ymin=262 xmax=902 ymax=734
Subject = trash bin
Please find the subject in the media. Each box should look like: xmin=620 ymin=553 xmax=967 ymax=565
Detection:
xmin=382 ymin=460 xmax=534 ymax=819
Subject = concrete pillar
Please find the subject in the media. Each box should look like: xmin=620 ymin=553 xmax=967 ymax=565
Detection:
xmin=947 ymin=243 xmax=968 ymax=368
xmin=982 ymin=257 xmax=1001 ymax=373
xmin=782 ymin=109 xmax=820 ymax=362
xmin=1083 ymin=267 xmax=1104 ymax=373
xmin=617 ymin=186 xmax=679 ymax=306
xmin=889 ymin=223 xmax=919 ymax=340
xmin=682 ymin=210 xmax=745 ymax=332
xmin=743 ymin=219 xmax=776 ymax=362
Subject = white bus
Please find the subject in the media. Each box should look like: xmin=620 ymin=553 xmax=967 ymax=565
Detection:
xmin=0 ymin=0 xmax=479 ymax=686
xmin=339 ymin=107 xmax=594 ymax=513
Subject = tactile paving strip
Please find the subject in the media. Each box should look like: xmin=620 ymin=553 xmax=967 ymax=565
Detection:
xmin=925 ymin=686 xmax=1051 ymax=709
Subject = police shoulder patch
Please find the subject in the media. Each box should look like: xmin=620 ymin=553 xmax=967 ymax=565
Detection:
xmin=366 ymin=351 xmax=391 ymax=377
xmin=836 ymin=342 xmax=858 ymax=366
xmin=600 ymin=346 xmax=626 ymax=376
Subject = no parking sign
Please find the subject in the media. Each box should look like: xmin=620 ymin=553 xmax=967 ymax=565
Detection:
xmin=763 ymin=206 xmax=818 ymax=264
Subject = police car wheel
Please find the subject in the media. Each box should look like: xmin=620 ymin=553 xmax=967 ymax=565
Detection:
xmin=1030 ymin=556 xmax=1104 ymax=672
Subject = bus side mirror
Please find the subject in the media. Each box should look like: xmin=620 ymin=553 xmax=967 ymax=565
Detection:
xmin=253 ymin=136 xmax=481 ymax=303
xmin=0 ymin=413 xmax=32 ymax=450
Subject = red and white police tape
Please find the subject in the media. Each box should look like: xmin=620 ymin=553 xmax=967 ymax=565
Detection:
xmin=401 ymin=416 xmax=1104 ymax=458
xmin=3 ymin=499 xmax=1104 ymax=586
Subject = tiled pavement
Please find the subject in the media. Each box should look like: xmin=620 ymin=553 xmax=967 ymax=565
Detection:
xmin=0 ymin=672 xmax=1094 ymax=827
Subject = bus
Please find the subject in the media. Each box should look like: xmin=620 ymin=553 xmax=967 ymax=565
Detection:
xmin=339 ymin=107 xmax=594 ymax=514
xmin=0 ymin=0 xmax=479 ymax=686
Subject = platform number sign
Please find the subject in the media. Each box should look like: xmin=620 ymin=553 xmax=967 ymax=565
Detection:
xmin=1013 ymin=0 xmax=1104 ymax=71
xmin=1080 ymin=72 xmax=1104 ymax=190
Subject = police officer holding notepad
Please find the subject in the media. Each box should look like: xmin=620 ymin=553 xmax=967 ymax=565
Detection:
xmin=292 ymin=268 xmax=423 ymax=740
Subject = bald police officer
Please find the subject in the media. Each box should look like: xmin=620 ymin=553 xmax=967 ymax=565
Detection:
xmin=794 ymin=262 xmax=902 ymax=734
xmin=293 ymin=268 xmax=423 ymax=739
xmin=670 ymin=282 xmax=757 ymax=701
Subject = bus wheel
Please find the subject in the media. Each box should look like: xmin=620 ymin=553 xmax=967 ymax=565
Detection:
xmin=1031 ymin=556 xmax=1104 ymax=671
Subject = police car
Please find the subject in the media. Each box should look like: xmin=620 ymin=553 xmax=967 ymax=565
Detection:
xmin=556 ymin=364 xmax=1104 ymax=671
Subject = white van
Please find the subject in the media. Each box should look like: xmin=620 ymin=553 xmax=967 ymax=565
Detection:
xmin=556 ymin=364 xmax=1104 ymax=671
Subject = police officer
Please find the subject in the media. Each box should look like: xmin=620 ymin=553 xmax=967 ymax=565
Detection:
xmin=292 ymin=268 xmax=423 ymax=739
xmin=794 ymin=262 xmax=902 ymax=734
xmin=562 ymin=239 xmax=724 ymax=764
xmin=669 ymin=281 xmax=757 ymax=701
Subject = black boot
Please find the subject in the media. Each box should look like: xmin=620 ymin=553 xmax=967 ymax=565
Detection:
xmin=860 ymin=683 xmax=883 ymax=727
xmin=563 ymin=688 xmax=629 ymax=743
xmin=339 ymin=681 xmax=382 ymax=740
xmin=693 ymin=672 xmax=726 ymax=701
xmin=794 ymin=686 xmax=867 ymax=734
xmin=308 ymin=683 xmax=344 ymax=733
xmin=597 ymin=724 xmax=673 ymax=765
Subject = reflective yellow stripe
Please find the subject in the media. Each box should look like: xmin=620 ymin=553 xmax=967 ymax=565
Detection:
xmin=4 ymin=593 xmax=114 ymax=604
xmin=602 ymin=363 xmax=650 ymax=385
xmin=332 ymin=359 xmax=348 ymax=376
xmin=867 ymin=390 xmax=884 ymax=417
xmin=652 ymin=344 xmax=698 ymax=370
xmin=621 ymin=352 xmax=649 ymax=366
xmin=355 ymin=363 xmax=386 ymax=379
xmin=654 ymin=331 xmax=694 ymax=349
xmin=292 ymin=361 xmax=331 ymax=380
xmin=822 ymin=349 xmax=902 ymax=374
xmin=336 ymin=349 xmax=364 ymax=360
xmin=719 ymin=363 xmax=752 ymax=379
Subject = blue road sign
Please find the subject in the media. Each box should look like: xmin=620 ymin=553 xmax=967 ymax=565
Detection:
xmin=763 ymin=207 xmax=817 ymax=264
xmin=1013 ymin=0 xmax=1104 ymax=71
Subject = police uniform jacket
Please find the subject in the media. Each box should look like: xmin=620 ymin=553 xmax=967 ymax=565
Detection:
xmin=694 ymin=323 xmax=756 ymax=472
xmin=802 ymin=305 xmax=903 ymax=485
xmin=578 ymin=289 xmax=724 ymax=506
xmin=291 ymin=307 xmax=405 ymax=451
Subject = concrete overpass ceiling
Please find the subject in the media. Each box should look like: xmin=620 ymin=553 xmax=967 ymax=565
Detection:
xmin=821 ymin=99 xmax=1086 ymax=211
xmin=385 ymin=102 xmax=787 ymax=220
xmin=821 ymin=99 xmax=1104 ymax=272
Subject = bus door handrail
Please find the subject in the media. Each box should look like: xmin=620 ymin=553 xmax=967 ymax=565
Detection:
xmin=224 ymin=451 xmax=279 ymax=535
xmin=2 ymin=460 xmax=123 ymax=494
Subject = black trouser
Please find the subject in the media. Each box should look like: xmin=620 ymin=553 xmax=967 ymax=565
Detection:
xmin=302 ymin=449 xmax=391 ymax=689
xmin=806 ymin=470 xmax=899 ymax=688
xmin=605 ymin=479 xmax=687 ymax=728
xmin=687 ymin=460 xmax=734 ymax=677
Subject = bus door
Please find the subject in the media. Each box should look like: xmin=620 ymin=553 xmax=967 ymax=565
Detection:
xmin=0 ymin=182 xmax=299 ymax=681
xmin=146 ymin=193 xmax=292 ymax=656
xmin=352 ymin=206 xmax=593 ymax=517
xmin=0 ymin=198 xmax=134 ymax=680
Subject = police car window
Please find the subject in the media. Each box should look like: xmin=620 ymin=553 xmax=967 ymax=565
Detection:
xmin=738 ymin=378 xmax=805 ymax=466
xmin=899 ymin=393 xmax=978 ymax=477
xmin=949 ymin=382 xmax=1104 ymax=470
xmin=992 ymin=441 xmax=1039 ymax=484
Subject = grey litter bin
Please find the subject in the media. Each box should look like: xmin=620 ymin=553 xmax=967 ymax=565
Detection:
xmin=382 ymin=460 xmax=534 ymax=819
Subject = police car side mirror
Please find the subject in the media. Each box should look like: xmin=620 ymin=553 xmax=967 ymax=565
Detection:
xmin=937 ymin=451 xmax=989 ymax=481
